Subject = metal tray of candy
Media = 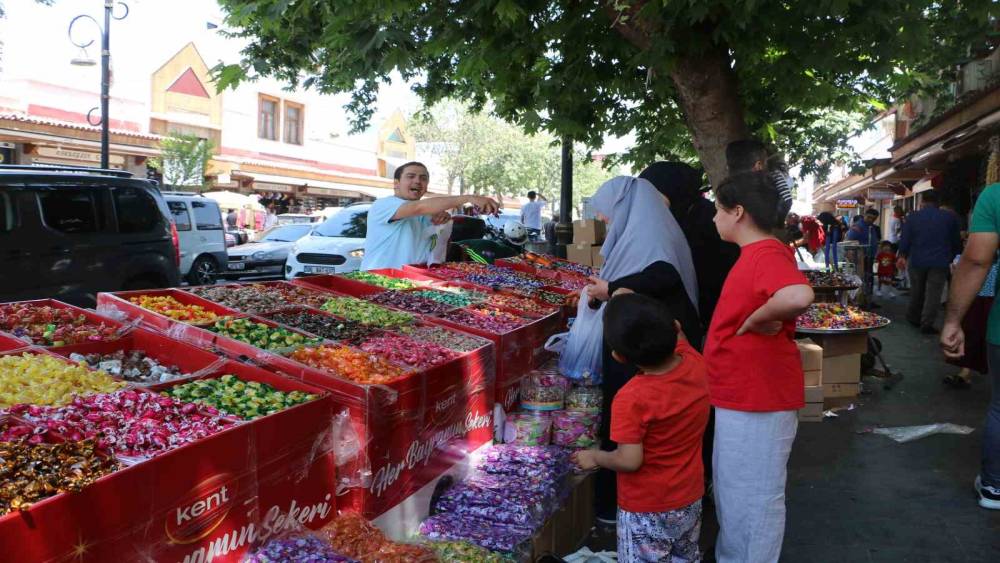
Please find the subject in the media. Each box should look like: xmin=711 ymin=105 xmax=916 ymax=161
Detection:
xmin=810 ymin=284 xmax=861 ymax=292
xmin=795 ymin=319 xmax=891 ymax=335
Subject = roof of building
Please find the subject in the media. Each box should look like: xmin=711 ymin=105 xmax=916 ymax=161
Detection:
xmin=0 ymin=112 xmax=163 ymax=141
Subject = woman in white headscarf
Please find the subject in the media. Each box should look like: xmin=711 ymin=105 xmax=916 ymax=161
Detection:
xmin=585 ymin=176 xmax=702 ymax=523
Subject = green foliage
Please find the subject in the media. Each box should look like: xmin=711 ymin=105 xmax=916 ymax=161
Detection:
xmin=150 ymin=133 xmax=215 ymax=191
xmin=214 ymin=0 xmax=995 ymax=183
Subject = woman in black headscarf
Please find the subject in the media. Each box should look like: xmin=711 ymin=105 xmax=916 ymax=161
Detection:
xmin=639 ymin=161 xmax=740 ymax=327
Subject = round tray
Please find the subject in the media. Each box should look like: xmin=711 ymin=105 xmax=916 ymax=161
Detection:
xmin=810 ymin=285 xmax=861 ymax=292
xmin=795 ymin=319 xmax=890 ymax=335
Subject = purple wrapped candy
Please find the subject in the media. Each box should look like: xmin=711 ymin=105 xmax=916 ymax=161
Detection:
xmin=244 ymin=534 xmax=358 ymax=562
xmin=479 ymin=445 xmax=571 ymax=468
xmin=420 ymin=513 xmax=533 ymax=554
xmin=552 ymin=410 xmax=599 ymax=448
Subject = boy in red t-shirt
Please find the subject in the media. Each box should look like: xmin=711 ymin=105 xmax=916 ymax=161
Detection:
xmin=705 ymin=172 xmax=814 ymax=563
xmin=875 ymin=240 xmax=897 ymax=296
xmin=573 ymin=294 xmax=710 ymax=562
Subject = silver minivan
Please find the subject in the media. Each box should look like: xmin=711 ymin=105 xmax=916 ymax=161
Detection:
xmin=163 ymin=193 xmax=228 ymax=285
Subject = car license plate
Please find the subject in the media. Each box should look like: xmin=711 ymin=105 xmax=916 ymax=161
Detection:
xmin=228 ymin=262 xmax=247 ymax=270
xmin=304 ymin=266 xmax=338 ymax=274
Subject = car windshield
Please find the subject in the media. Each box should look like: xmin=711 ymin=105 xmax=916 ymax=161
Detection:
xmin=313 ymin=207 xmax=369 ymax=238
xmin=260 ymin=224 xmax=312 ymax=242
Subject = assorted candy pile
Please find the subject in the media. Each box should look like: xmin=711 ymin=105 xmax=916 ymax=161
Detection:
xmin=0 ymin=353 xmax=124 ymax=407
xmin=397 ymin=326 xmax=490 ymax=353
xmin=551 ymin=275 xmax=589 ymax=291
xmin=68 ymin=350 xmax=189 ymax=384
xmin=367 ymin=291 xmax=456 ymax=316
xmin=209 ymin=317 xmax=322 ymax=351
xmin=188 ymin=284 xmax=293 ymax=315
xmin=503 ymin=412 xmax=553 ymax=446
xmin=0 ymin=439 xmax=119 ymax=515
xmin=797 ymin=303 xmax=889 ymax=331
xmin=520 ymin=365 xmax=570 ymax=411
xmin=0 ymin=303 xmax=120 ymax=347
xmin=484 ymin=293 xmax=558 ymax=317
xmin=551 ymin=410 xmax=599 ymax=448
xmin=245 ymin=534 xmax=358 ymax=563
xmin=265 ymin=311 xmax=378 ymax=342
xmin=10 ymin=390 xmax=235 ymax=458
xmin=162 ymin=375 xmax=317 ymax=420
xmin=358 ymin=334 xmax=458 ymax=370
xmin=565 ymin=385 xmax=602 ymax=413
xmin=534 ymin=290 xmax=568 ymax=306
xmin=428 ymin=263 xmax=547 ymax=293
xmin=343 ymin=271 xmax=419 ymax=290
xmin=321 ymin=297 xmax=415 ymax=328
xmin=321 ymin=512 xmax=437 ymax=562
xmin=0 ymin=417 xmax=52 ymax=444
xmin=129 ymin=295 xmax=219 ymax=325
xmin=428 ymin=540 xmax=513 ymax=563
xmin=804 ymin=270 xmax=859 ymax=288
xmin=440 ymin=306 xmax=527 ymax=334
xmin=290 ymin=345 xmax=408 ymax=385
xmin=409 ymin=289 xmax=483 ymax=309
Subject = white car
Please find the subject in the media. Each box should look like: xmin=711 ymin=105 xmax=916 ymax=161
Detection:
xmin=285 ymin=204 xmax=369 ymax=279
xmin=163 ymin=193 xmax=228 ymax=285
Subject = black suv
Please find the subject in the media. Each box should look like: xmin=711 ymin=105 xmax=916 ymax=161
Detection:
xmin=0 ymin=165 xmax=180 ymax=305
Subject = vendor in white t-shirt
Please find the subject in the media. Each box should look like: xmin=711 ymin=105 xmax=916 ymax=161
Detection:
xmin=361 ymin=162 xmax=500 ymax=270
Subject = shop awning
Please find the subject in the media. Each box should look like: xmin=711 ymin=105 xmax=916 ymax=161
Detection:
xmin=238 ymin=171 xmax=394 ymax=199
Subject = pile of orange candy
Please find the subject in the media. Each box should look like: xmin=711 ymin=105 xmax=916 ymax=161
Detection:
xmin=128 ymin=295 xmax=219 ymax=325
xmin=289 ymin=345 xmax=408 ymax=385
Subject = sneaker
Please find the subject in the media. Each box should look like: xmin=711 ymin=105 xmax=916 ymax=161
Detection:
xmin=595 ymin=515 xmax=617 ymax=527
xmin=974 ymin=475 xmax=1000 ymax=510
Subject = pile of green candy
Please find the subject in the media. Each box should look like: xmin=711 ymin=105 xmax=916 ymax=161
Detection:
xmin=163 ymin=375 xmax=318 ymax=420
xmin=209 ymin=317 xmax=322 ymax=351
xmin=320 ymin=297 xmax=414 ymax=327
xmin=410 ymin=289 xmax=481 ymax=309
xmin=428 ymin=540 xmax=514 ymax=562
xmin=343 ymin=271 xmax=418 ymax=290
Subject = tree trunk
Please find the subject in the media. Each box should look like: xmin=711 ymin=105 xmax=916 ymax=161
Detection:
xmin=459 ymin=175 xmax=466 ymax=195
xmin=666 ymin=46 xmax=750 ymax=189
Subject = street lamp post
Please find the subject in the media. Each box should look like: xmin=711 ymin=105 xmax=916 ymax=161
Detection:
xmin=68 ymin=1 xmax=129 ymax=170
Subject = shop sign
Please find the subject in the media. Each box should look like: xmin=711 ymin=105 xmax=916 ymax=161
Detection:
xmin=867 ymin=189 xmax=896 ymax=201
xmin=306 ymin=186 xmax=356 ymax=197
xmin=253 ymin=182 xmax=295 ymax=193
xmin=35 ymin=146 xmax=125 ymax=166
xmin=836 ymin=199 xmax=859 ymax=209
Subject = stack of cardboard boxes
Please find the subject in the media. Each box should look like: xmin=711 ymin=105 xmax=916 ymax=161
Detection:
xmin=797 ymin=339 xmax=824 ymax=422
xmin=565 ymin=219 xmax=606 ymax=267
xmin=796 ymin=333 xmax=865 ymax=422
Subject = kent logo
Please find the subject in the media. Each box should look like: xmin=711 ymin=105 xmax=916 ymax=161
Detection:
xmin=434 ymin=393 xmax=457 ymax=413
xmin=166 ymin=474 xmax=238 ymax=545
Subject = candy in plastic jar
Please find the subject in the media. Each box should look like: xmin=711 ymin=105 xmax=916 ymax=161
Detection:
xmin=551 ymin=410 xmax=599 ymax=448
xmin=502 ymin=412 xmax=552 ymax=446
xmin=519 ymin=370 xmax=570 ymax=411
xmin=565 ymin=384 xmax=602 ymax=413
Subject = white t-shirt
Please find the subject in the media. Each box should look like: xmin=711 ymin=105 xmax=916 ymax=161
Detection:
xmin=361 ymin=196 xmax=432 ymax=270
xmin=521 ymin=200 xmax=544 ymax=230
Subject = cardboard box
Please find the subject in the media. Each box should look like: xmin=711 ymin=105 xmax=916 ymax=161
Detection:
xmin=810 ymin=333 xmax=868 ymax=357
xmin=797 ymin=339 xmax=824 ymax=371
xmin=804 ymin=385 xmax=824 ymax=403
xmin=590 ymin=245 xmax=604 ymax=269
xmin=822 ymin=353 xmax=861 ymax=384
xmin=799 ymin=401 xmax=824 ymax=422
xmin=566 ymin=243 xmax=594 ymax=266
xmin=530 ymin=472 xmax=595 ymax=558
xmin=824 ymin=382 xmax=860 ymax=398
xmin=824 ymin=396 xmax=857 ymax=410
xmin=573 ymin=219 xmax=606 ymax=245
xmin=804 ymin=369 xmax=822 ymax=387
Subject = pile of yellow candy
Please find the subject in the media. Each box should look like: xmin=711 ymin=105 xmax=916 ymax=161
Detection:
xmin=0 ymin=353 xmax=124 ymax=407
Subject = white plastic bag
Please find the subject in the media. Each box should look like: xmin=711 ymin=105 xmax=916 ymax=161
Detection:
xmin=871 ymin=423 xmax=975 ymax=443
xmin=425 ymin=219 xmax=454 ymax=266
xmin=557 ymin=289 xmax=605 ymax=385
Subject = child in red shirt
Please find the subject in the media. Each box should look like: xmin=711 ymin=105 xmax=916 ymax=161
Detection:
xmin=875 ymin=240 xmax=897 ymax=296
xmin=705 ymin=172 xmax=814 ymax=563
xmin=573 ymin=294 xmax=710 ymax=562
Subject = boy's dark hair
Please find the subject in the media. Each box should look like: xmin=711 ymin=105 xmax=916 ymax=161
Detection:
xmin=726 ymin=139 xmax=768 ymax=174
xmin=879 ymin=240 xmax=892 ymax=247
xmin=393 ymin=161 xmax=428 ymax=181
xmin=604 ymin=294 xmax=678 ymax=368
xmin=527 ymin=190 xmax=537 ymax=199
xmin=716 ymin=172 xmax=781 ymax=232
xmin=922 ymin=190 xmax=940 ymax=205
xmin=865 ymin=208 xmax=880 ymax=218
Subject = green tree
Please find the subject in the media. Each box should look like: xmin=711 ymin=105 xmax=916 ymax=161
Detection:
xmin=214 ymin=1 xmax=993 ymax=187
xmin=150 ymin=133 xmax=215 ymax=191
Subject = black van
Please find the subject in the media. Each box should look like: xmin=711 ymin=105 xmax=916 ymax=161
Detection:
xmin=0 ymin=165 xmax=180 ymax=306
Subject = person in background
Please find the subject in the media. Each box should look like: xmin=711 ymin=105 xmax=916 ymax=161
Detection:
xmin=639 ymin=161 xmax=739 ymax=326
xmin=264 ymin=203 xmax=278 ymax=231
xmin=725 ymin=139 xmax=794 ymax=228
xmin=573 ymin=294 xmax=709 ymax=563
xmin=784 ymin=213 xmax=803 ymax=245
xmin=898 ymin=190 xmax=963 ymax=334
xmin=888 ymin=205 xmax=905 ymax=244
xmin=941 ymin=181 xmax=1000 ymax=511
xmin=706 ymin=172 xmax=813 ymax=563
xmin=847 ymin=208 xmax=881 ymax=303
xmin=520 ymin=190 xmax=546 ymax=241
xmin=583 ymin=176 xmax=701 ymax=526
xmin=362 ymin=161 xmax=499 ymax=270
xmin=817 ymin=212 xmax=844 ymax=269
xmin=875 ymin=241 xmax=897 ymax=297
xmin=226 ymin=208 xmax=238 ymax=230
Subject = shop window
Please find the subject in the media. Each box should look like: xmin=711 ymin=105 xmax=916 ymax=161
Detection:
xmin=191 ymin=200 xmax=223 ymax=231
xmin=37 ymin=188 xmax=105 ymax=234
xmin=0 ymin=192 xmax=14 ymax=232
xmin=113 ymin=186 xmax=159 ymax=233
xmin=284 ymin=102 xmax=303 ymax=144
xmin=258 ymin=95 xmax=279 ymax=140
xmin=168 ymin=201 xmax=192 ymax=231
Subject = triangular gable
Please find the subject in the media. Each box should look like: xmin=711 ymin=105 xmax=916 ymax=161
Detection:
xmin=167 ymin=68 xmax=210 ymax=98
xmin=386 ymin=128 xmax=405 ymax=143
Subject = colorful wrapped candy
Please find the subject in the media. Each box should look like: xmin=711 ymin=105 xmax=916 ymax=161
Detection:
xmin=565 ymin=385 xmax=602 ymax=413
xmin=357 ymin=334 xmax=458 ymax=370
xmin=0 ymin=353 xmax=124 ymax=407
xmin=265 ymin=311 xmax=378 ymax=342
xmin=0 ymin=303 xmax=120 ymax=347
xmin=320 ymin=512 xmax=437 ymax=563
xmin=396 ymin=325 xmax=490 ymax=353
xmin=485 ymin=293 xmax=558 ymax=317
xmin=551 ymin=410 xmax=599 ymax=448
xmin=162 ymin=375 xmax=317 ymax=420
xmin=321 ymin=297 xmax=414 ymax=328
xmin=420 ymin=513 xmax=533 ymax=554
xmin=289 ymin=345 xmax=408 ymax=385
xmin=0 ymin=439 xmax=119 ymax=515
xmin=129 ymin=295 xmax=219 ymax=325
xmin=409 ymin=289 xmax=485 ymax=308
xmin=209 ymin=317 xmax=322 ymax=351
xmin=503 ymin=412 xmax=552 ymax=446
xmin=428 ymin=540 xmax=514 ymax=563
xmin=367 ymin=291 xmax=456 ymax=316
xmin=343 ymin=271 xmax=419 ymax=290
xmin=188 ymin=284 xmax=295 ymax=315
xmin=520 ymin=368 xmax=570 ymax=411
xmin=434 ymin=473 xmax=550 ymax=526
xmin=69 ymin=350 xmax=189 ymax=384
xmin=440 ymin=306 xmax=527 ymax=334
xmin=244 ymin=534 xmax=359 ymax=562
xmin=796 ymin=303 xmax=889 ymax=330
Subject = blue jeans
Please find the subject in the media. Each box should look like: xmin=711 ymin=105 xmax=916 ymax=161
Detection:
xmin=985 ymin=345 xmax=1000 ymax=487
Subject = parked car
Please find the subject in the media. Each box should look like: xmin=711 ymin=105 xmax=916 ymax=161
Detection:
xmin=225 ymin=223 xmax=313 ymax=279
xmin=276 ymin=213 xmax=318 ymax=225
xmin=0 ymin=164 xmax=180 ymax=305
xmin=163 ymin=193 xmax=228 ymax=285
xmin=285 ymin=204 xmax=370 ymax=278
xmin=285 ymin=204 xmax=489 ymax=279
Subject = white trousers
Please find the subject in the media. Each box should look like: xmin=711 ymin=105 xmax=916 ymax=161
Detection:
xmin=713 ymin=408 xmax=798 ymax=563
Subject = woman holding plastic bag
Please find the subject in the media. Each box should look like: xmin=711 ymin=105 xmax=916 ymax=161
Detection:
xmin=582 ymin=176 xmax=701 ymax=524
